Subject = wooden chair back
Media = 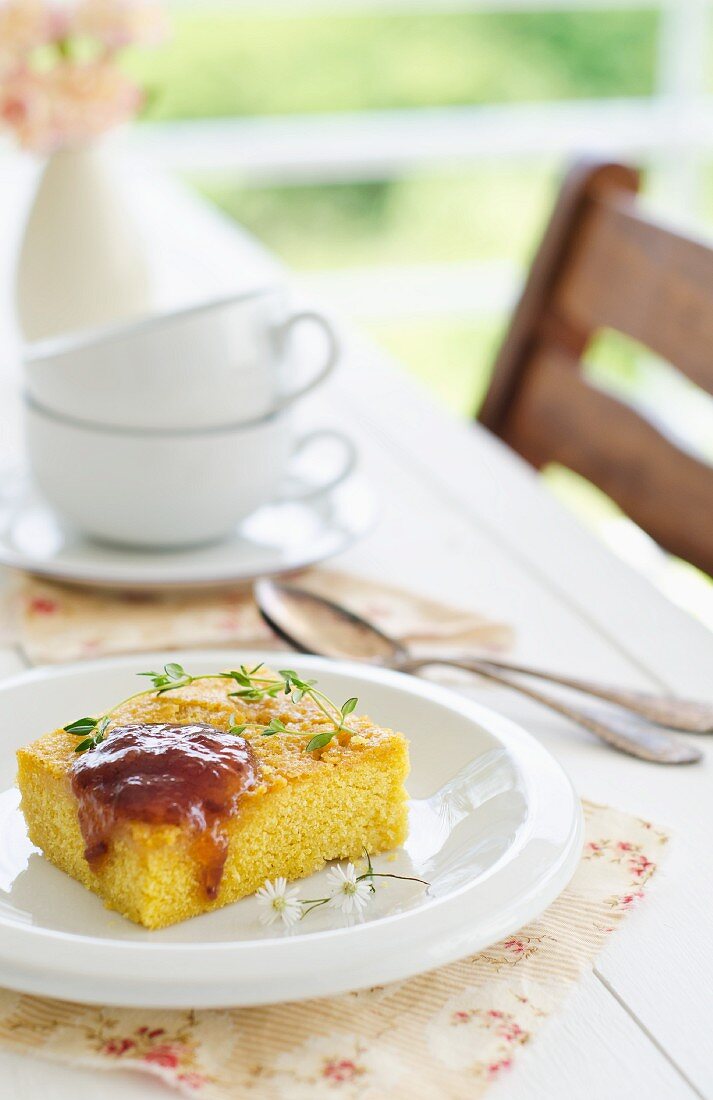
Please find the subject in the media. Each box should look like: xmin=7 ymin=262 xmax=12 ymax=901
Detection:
xmin=478 ymin=161 xmax=713 ymax=575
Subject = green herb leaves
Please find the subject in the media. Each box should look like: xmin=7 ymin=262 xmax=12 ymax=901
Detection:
xmin=138 ymin=662 xmax=193 ymax=694
xmin=63 ymin=662 xmax=359 ymax=756
xmin=304 ymin=730 xmax=336 ymax=753
xmin=64 ymin=714 xmax=110 ymax=753
xmin=219 ymin=665 xmax=359 ymax=752
xmin=262 ymin=717 xmax=288 ymax=737
xmin=63 ymin=717 xmax=98 ymax=736
xmin=220 ymin=664 xmax=283 ymax=702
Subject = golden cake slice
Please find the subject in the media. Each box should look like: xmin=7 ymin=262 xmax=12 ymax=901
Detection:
xmin=16 ymin=667 xmax=410 ymax=929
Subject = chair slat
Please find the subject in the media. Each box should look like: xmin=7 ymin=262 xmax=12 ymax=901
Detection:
xmin=499 ymin=349 xmax=713 ymax=575
xmin=479 ymin=160 xmax=713 ymax=572
xmin=556 ymin=197 xmax=713 ymax=397
xmin=479 ymin=162 xmax=638 ymax=434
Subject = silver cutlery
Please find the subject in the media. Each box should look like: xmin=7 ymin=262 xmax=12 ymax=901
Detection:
xmin=466 ymin=657 xmax=713 ymax=733
xmin=253 ymin=578 xmax=703 ymax=765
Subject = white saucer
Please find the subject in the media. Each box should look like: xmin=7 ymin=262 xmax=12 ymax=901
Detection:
xmin=0 ymin=469 xmax=375 ymax=589
xmin=0 ymin=649 xmax=583 ymax=1008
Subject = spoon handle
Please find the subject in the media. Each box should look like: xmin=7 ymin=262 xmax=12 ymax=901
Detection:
xmin=472 ymin=658 xmax=713 ymax=733
xmin=397 ymin=657 xmax=701 ymax=764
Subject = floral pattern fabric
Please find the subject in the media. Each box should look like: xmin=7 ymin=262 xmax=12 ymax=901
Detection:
xmin=13 ymin=567 xmax=514 ymax=666
xmin=0 ymin=803 xmax=668 ymax=1099
xmin=0 ymin=569 xmax=669 ymax=1096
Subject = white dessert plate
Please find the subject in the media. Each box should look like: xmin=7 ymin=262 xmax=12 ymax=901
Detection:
xmin=0 ymin=468 xmax=374 ymax=589
xmin=0 ymin=649 xmax=583 ymax=1008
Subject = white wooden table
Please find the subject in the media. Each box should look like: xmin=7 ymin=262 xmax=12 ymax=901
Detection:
xmin=1 ymin=165 xmax=711 ymax=1100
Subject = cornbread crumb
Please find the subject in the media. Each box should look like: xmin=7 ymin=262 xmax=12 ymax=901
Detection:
xmin=16 ymin=673 xmax=410 ymax=929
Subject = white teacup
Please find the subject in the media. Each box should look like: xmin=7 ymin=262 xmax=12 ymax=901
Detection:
xmin=23 ymin=287 xmax=339 ymax=430
xmin=25 ymin=397 xmax=357 ymax=549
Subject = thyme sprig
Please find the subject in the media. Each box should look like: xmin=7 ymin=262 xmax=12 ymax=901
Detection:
xmin=222 ymin=665 xmax=358 ymax=752
xmin=64 ymin=662 xmax=359 ymax=755
xmin=64 ymin=714 xmax=111 ymax=753
xmin=138 ymin=662 xmax=193 ymax=694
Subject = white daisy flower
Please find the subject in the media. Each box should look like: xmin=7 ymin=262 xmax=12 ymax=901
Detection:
xmin=255 ymin=877 xmax=303 ymax=927
xmin=327 ymin=862 xmax=373 ymax=915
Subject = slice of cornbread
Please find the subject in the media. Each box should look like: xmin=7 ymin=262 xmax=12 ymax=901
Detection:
xmin=16 ymin=673 xmax=410 ymax=929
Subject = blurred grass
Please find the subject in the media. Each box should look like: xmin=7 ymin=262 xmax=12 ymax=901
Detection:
xmin=130 ymin=5 xmax=660 ymax=405
xmin=127 ymin=8 xmax=713 ymax=612
xmin=129 ymin=10 xmax=659 ymax=120
xmin=194 ymin=163 xmax=557 ymax=271
xmin=367 ymin=317 xmax=505 ymax=414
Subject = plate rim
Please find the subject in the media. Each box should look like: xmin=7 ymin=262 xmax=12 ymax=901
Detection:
xmin=0 ymin=649 xmax=584 ymax=1006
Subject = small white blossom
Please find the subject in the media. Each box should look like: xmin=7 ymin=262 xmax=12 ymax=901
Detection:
xmin=327 ymin=862 xmax=373 ymax=915
xmin=255 ymin=877 xmax=303 ymax=927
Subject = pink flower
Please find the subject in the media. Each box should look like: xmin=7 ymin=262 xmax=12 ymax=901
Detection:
xmin=503 ymin=938 xmax=525 ymax=954
xmin=0 ymin=55 xmax=143 ymax=151
xmin=28 ymin=595 xmax=59 ymax=614
xmin=177 ymin=1072 xmax=207 ymax=1090
xmin=74 ymin=0 xmax=168 ymax=50
xmin=616 ymin=841 xmax=633 ymax=851
xmin=629 ymin=855 xmax=654 ymax=878
xmin=55 ymin=56 xmax=142 ymax=133
xmin=143 ymin=1044 xmax=182 ymax=1069
xmin=103 ymin=1037 xmax=135 ymax=1056
xmin=619 ymin=890 xmax=645 ymax=910
xmin=0 ymin=2 xmax=54 ymax=68
xmin=0 ymin=67 xmax=51 ymax=150
xmin=488 ymin=1058 xmax=512 ymax=1077
xmin=451 ymin=1010 xmax=471 ymax=1025
xmin=0 ymin=1 xmax=166 ymax=151
xmin=322 ymin=1058 xmax=363 ymax=1083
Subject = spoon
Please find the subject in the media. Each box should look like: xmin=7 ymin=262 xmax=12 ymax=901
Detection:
xmin=253 ymin=579 xmax=702 ymax=765
xmin=253 ymin=578 xmax=710 ymax=731
xmin=468 ymin=657 xmax=713 ymax=733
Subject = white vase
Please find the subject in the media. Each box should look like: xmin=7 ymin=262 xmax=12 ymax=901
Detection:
xmin=16 ymin=143 xmax=153 ymax=343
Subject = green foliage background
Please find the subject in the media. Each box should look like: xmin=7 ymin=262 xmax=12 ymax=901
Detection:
xmin=126 ymin=7 xmax=713 ymax=607
xmin=127 ymin=8 xmax=663 ymax=412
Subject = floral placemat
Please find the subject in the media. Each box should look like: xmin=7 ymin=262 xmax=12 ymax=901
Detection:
xmin=0 ymin=802 xmax=668 ymax=1098
xmin=12 ymin=568 xmax=514 ymax=666
xmin=2 ymin=568 xmax=669 ymax=1096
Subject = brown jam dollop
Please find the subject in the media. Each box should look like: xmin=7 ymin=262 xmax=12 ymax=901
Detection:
xmin=70 ymin=723 xmax=257 ymax=899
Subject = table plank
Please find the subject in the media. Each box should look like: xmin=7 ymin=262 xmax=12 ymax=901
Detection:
xmin=0 ymin=1049 xmax=171 ymax=1100
xmin=333 ymin=336 xmax=713 ymax=692
xmin=492 ymin=971 xmax=697 ymax=1100
xmin=332 ymin=400 xmax=713 ymax=1096
xmin=0 ymin=972 xmax=696 ymax=1100
xmin=321 ymin=343 xmax=713 ymax=1094
xmin=1 ymin=163 xmax=711 ymax=1098
xmin=256 ymin=357 xmax=713 ymax=1095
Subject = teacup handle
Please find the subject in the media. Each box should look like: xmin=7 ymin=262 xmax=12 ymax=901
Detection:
xmin=276 ymin=429 xmax=358 ymax=502
xmin=274 ymin=310 xmax=340 ymax=409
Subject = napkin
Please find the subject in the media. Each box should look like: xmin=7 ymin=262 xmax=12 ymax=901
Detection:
xmin=14 ymin=568 xmax=514 ymax=665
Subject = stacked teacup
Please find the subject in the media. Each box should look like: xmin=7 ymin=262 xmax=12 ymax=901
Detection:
xmin=23 ymin=288 xmax=355 ymax=549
